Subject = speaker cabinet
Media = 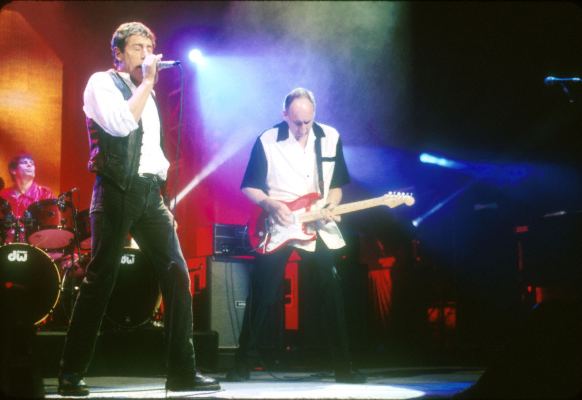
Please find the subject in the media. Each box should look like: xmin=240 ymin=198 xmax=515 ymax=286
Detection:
xmin=207 ymin=256 xmax=253 ymax=349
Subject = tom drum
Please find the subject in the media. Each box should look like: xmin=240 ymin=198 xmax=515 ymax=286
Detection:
xmin=27 ymin=199 xmax=75 ymax=250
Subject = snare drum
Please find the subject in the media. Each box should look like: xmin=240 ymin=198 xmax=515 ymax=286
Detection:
xmin=0 ymin=243 xmax=61 ymax=325
xmin=27 ymin=199 xmax=75 ymax=250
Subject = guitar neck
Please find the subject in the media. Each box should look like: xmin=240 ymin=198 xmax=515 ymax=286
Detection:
xmin=298 ymin=196 xmax=388 ymax=223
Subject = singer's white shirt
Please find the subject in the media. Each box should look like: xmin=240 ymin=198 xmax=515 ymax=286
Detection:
xmin=83 ymin=69 xmax=170 ymax=180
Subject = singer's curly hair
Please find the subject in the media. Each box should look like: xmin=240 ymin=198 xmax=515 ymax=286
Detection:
xmin=111 ymin=22 xmax=156 ymax=67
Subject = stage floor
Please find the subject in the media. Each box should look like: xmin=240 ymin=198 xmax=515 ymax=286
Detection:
xmin=43 ymin=368 xmax=481 ymax=399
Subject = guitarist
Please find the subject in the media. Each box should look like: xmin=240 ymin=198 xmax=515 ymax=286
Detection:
xmin=226 ymin=88 xmax=366 ymax=383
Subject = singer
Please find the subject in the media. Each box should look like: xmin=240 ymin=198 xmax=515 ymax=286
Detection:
xmin=57 ymin=21 xmax=220 ymax=396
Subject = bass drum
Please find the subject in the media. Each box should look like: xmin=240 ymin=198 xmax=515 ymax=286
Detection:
xmin=0 ymin=243 xmax=61 ymax=325
xmin=105 ymin=248 xmax=161 ymax=329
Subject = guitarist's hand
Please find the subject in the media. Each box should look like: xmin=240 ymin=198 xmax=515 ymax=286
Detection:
xmin=262 ymin=198 xmax=293 ymax=226
xmin=321 ymin=188 xmax=343 ymax=223
xmin=321 ymin=204 xmax=341 ymax=223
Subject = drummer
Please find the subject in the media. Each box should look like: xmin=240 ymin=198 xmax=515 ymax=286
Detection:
xmin=0 ymin=153 xmax=54 ymax=219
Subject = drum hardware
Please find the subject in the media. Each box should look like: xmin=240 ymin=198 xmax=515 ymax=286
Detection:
xmin=76 ymin=209 xmax=92 ymax=250
xmin=1 ymin=203 xmax=16 ymax=245
xmin=54 ymin=252 xmax=88 ymax=327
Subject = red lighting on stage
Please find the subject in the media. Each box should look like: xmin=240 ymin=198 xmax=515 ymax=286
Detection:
xmin=427 ymin=302 xmax=457 ymax=331
xmin=378 ymin=256 xmax=396 ymax=268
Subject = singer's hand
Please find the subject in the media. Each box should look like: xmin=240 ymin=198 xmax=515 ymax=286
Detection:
xmin=141 ymin=53 xmax=162 ymax=84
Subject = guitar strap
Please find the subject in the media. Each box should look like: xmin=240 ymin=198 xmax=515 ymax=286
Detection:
xmin=313 ymin=123 xmax=325 ymax=199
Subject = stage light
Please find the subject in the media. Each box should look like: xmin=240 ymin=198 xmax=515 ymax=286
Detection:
xmin=419 ymin=152 xmax=466 ymax=169
xmin=188 ymin=49 xmax=206 ymax=66
xmin=412 ymin=183 xmax=473 ymax=227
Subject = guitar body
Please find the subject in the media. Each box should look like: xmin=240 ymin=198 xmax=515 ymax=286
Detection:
xmin=248 ymin=192 xmax=320 ymax=254
xmin=247 ymin=191 xmax=415 ymax=255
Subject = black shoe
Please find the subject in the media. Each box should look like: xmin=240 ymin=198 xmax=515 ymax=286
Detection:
xmin=335 ymin=369 xmax=367 ymax=384
xmin=225 ymin=366 xmax=250 ymax=382
xmin=58 ymin=373 xmax=90 ymax=396
xmin=166 ymin=372 xmax=221 ymax=391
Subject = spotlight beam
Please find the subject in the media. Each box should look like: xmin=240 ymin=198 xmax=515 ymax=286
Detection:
xmin=412 ymin=181 xmax=474 ymax=227
xmin=170 ymin=139 xmax=251 ymax=209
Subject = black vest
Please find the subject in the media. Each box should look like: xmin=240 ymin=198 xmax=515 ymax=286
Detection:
xmin=87 ymin=72 xmax=159 ymax=191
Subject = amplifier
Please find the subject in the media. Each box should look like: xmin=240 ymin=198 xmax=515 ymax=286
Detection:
xmin=213 ymin=224 xmax=253 ymax=256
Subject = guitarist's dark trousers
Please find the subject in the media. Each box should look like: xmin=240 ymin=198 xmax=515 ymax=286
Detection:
xmin=235 ymin=237 xmax=352 ymax=372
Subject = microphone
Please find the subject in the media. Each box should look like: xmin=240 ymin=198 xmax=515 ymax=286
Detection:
xmin=157 ymin=60 xmax=181 ymax=70
xmin=544 ymin=76 xmax=582 ymax=86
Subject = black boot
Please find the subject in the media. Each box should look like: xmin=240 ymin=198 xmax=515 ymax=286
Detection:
xmin=58 ymin=372 xmax=90 ymax=396
xmin=166 ymin=372 xmax=221 ymax=391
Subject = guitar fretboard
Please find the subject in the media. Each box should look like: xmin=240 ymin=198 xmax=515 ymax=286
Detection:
xmin=298 ymin=195 xmax=412 ymax=223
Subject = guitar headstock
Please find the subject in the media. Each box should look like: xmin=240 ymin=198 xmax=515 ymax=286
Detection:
xmin=382 ymin=192 xmax=415 ymax=208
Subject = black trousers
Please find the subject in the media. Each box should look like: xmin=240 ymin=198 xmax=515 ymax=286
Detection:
xmin=235 ymin=238 xmax=351 ymax=371
xmin=59 ymin=175 xmax=196 ymax=378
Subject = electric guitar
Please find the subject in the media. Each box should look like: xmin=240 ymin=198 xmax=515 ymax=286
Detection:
xmin=248 ymin=192 xmax=415 ymax=254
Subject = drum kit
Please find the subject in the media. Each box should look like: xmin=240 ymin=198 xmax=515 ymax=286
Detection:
xmin=0 ymin=192 xmax=161 ymax=330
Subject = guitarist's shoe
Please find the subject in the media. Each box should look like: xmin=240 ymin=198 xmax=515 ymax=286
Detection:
xmin=165 ymin=372 xmax=221 ymax=391
xmin=58 ymin=373 xmax=90 ymax=396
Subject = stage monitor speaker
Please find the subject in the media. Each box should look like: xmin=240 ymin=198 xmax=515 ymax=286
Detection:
xmin=208 ymin=256 xmax=253 ymax=349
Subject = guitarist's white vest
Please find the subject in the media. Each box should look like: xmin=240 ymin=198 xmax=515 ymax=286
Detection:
xmin=249 ymin=121 xmax=348 ymax=251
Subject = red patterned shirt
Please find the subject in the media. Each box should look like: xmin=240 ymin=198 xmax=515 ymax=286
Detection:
xmin=0 ymin=182 xmax=54 ymax=218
